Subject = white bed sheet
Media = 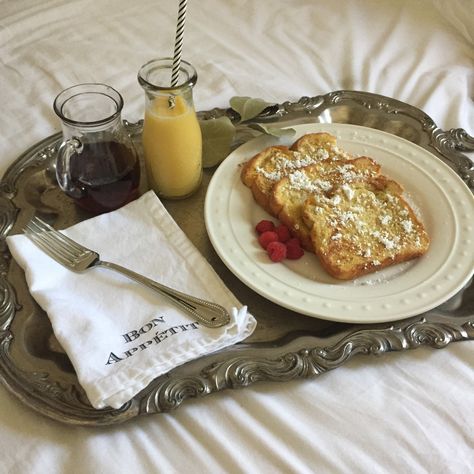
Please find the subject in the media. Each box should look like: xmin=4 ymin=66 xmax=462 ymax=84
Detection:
xmin=0 ymin=0 xmax=473 ymax=472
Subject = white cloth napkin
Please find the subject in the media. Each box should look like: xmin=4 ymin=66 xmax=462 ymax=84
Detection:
xmin=6 ymin=191 xmax=256 ymax=409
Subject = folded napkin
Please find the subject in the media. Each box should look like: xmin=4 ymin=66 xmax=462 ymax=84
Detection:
xmin=7 ymin=191 xmax=256 ymax=409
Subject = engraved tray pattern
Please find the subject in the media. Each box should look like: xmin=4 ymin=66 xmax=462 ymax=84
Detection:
xmin=0 ymin=90 xmax=473 ymax=425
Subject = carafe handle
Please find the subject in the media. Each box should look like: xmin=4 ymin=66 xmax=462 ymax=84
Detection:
xmin=56 ymin=137 xmax=84 ymax=198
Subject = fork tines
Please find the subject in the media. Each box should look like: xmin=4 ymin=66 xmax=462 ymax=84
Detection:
xmin=24 ymin=216 xmax=92 ymax=268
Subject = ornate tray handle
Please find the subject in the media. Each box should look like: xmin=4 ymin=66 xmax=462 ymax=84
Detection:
xmin=199 ymin=90 xmax=474 ymax=190
xmin=140 ymin=305 xmax=474 ymax=415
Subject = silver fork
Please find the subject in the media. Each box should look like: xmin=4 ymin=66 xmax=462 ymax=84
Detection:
xmin=24 ymin=216 xmax=230 ymax=328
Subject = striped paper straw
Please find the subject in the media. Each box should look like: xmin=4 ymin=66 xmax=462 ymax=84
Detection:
xmin=171 ymin=0 xmax=187 ymax=87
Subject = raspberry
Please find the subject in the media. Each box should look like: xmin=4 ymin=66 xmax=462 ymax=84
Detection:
xmin=275 ymin=224 xmax=291 ymax=242
xmin=258 ymin=231 xmax=279 ymax=249
xmin=267 ymin=241 xmax=287 ymax=262
xmin=255 ymin=219 xmax=275 ymax=234
xmin=287 ymin=244 xmax=304 ymax=260
xmin=286 ymin=238 xmax=304 ymax=260
xmin=286 ymin=237 xmax=301 ymax=247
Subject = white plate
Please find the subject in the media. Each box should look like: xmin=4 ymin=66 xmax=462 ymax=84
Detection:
xmin=204 ymin=123 xmax=474 ymax=323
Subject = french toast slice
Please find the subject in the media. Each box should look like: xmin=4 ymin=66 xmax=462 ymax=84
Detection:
xmin=290 ymin=132 xmax=351 ymax=160
xmin=269 ymin=157 xmax=381 ymax=250
xmin=302 ymin=176 xmax=430 ymax=280
xmin=240 ymin=133 xmax=348 ymax=214
xmin=240 ymin=145 xmax=297 ymax=213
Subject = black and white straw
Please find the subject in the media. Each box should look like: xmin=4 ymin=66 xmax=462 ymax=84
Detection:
xmin=171 ymin=0 xmax=187 ymax=87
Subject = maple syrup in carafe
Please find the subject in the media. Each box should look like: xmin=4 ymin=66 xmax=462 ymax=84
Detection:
xmin=68 ymin=140 xmax=140 ymax=214
xmin=54 ymin=83 xmax=141 ymax=215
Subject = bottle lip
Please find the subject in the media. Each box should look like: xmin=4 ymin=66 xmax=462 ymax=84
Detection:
xmin=53 ymin=83 xmax=124 ymax=127
xmin=137 ymin=58 xmax=198 ymax=92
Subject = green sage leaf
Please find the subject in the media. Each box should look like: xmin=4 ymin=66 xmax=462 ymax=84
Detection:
xmin=249 ymin=123 xmax=296 ymax=138
xmin=200 ymin=116 xmax=236 ymax=168
xmin=229 ymin=96 xmax=274 ymax=122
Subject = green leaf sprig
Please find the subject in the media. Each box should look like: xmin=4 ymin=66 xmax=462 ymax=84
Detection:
xmin=200 ymin=96 xmax=295 ymax=168
xmin=229 ymin=96 xmax=271 ymax=122
xmin=199 ymin=116 xmax=236 ymax=168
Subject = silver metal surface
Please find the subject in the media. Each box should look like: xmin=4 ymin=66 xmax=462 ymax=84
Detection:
xmin=24 ymin=216 xmax=230 ymax=328
xmin=0 ymin=90 xmax=473 ymax=425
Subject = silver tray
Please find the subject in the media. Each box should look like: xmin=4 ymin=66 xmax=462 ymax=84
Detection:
xmin=0 ymin=90 xmax=473 ymax=426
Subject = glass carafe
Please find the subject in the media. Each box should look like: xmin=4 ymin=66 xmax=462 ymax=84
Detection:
xmin=138 ymin=58 xmax=202 ymax=199
xmin=54 ymin=83 xmax=140 ymax=214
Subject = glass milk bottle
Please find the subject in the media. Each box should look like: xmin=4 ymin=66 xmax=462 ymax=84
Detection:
xmin=138 ymin=58 xmax=202 ymax=199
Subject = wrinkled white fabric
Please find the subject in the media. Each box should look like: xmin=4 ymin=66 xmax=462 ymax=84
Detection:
xmin=0 ymin=0 xmax=473 ymax=473
xmin=6 ymin=191 xmax=256 ymax=409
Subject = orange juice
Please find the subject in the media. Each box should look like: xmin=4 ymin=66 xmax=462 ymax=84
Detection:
xmin=142 ymin=94 xmax=202 ymax=198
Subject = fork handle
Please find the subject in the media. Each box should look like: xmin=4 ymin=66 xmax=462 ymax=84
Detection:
xmin=99 ymin=261 xmax=231 ymax=328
